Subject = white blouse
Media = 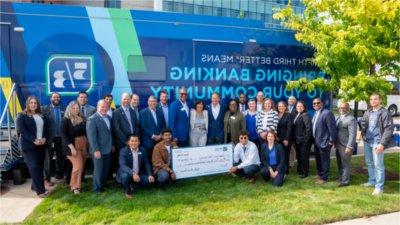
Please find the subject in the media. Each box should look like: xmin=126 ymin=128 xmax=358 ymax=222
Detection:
xmin=32 ymin=114 xmax=44 ymax=139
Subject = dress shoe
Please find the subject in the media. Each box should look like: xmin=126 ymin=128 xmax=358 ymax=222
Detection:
xmin=315 ymin=179 xmax=327 ymax=185
xmin=45 ymin=180 xmax=54 ymax=187
xmin=125 ymin=193 xmax=133 ymax=199
xmin=299 ymin=174 xmax=308 ymax=179
xmin=248 ymin=178 xmax=256 ymax=184
xmin=338 ymin=183 xmax=349 ymax=187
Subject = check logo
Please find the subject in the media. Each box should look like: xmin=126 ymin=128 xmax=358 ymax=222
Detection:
xmin=46 ymin=55 xmax=94 ymax=96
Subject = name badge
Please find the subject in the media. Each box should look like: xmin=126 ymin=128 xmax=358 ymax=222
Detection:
xmin=230 ymin=116 xmax=236 ymax=120
xmin=181 ymin=108 xmax=185 ymax=111
xmin=138 ymin=152 xmax=142 ymax=155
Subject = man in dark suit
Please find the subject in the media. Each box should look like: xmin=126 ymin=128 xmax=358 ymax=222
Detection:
xmin=207 ymin=92 xmax=225 ymax=145
xmin=312 ymin=97 xmax=337 ymax=184
xmin=287 ymin=95 xmax=297 ymax=168
xmin=131 ymin=93 xmax=140 ymax=121
xmin=158 ymin=90 xmax=169 ymax=127
xmin=41 ymin=92 xmax=64 ymax=186
xmin=238 ymin=93 xmax=247 ymax=114
xmin=117 ymin=135 xmax=154 ymax=199
xmin=112 ymin=93 xmax=139 ymax=178
xmin=87 ymin=100 xmax=114 ymax=192
xmin=169 ymin=87 xmax=190 ymax=147
xmin=140 ymin=95 xmax=166 ymax=157
xmin=335 ymin=102 xmax=357 ymax=187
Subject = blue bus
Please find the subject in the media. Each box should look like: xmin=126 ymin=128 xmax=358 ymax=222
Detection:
xmin=0 ymin=1 xmax=328 ymax=124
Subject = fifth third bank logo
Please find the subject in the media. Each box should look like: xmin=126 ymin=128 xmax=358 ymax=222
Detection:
xmin=46 ymin=55 xmax=94 ymax=95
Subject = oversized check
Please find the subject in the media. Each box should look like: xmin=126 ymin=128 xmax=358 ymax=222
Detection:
xmin=172 ymin=144 xmax=233 ymax=179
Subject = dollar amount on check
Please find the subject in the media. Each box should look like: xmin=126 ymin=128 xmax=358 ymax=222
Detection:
xmin=172 ymin=144 xmax=233 ymax=179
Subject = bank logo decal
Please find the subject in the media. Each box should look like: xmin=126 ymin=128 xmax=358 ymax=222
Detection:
xmin=46 ymin=55 xmax=94 ymax=95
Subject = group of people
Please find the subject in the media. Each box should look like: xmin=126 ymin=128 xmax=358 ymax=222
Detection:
xmin=16 ymin=88 xmax=395 ymax=198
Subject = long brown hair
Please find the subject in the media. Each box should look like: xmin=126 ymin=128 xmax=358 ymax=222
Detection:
xmin=24 ymin=96 xmax=41 ymax=115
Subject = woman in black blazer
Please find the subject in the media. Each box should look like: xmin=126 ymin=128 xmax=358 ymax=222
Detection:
xmin=61 ymin=101 xmax=87 ymax=194
xmin=259 ymin=131 xmax=287 ymax=186
xmin=17 ymin=96 xmax=49 ymax=197
xmin=292 ymin=101 xmax=312 ymax=178
xmin=277 ymin=101 xmax=292 ymax=174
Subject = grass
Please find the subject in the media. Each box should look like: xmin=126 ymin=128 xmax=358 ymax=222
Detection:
xmin=23 ymin=152 xmax=400 ymax=225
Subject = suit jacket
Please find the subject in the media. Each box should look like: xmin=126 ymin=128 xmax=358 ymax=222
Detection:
xmin=86 ymin=113 xmax=113 ymax=154
xmin=60 ymin=117 xmax=86 ymax=156
xmin=169 ymin=99 xmax=190 ymax=142
xmin=41 ymin=104 xmax=64 ymax=138
xmin=152 ymin=140 xmax=178 ymax=174
xmin=293 ymin=112 xmax=312 ymax=145
xmin=207 ymin=104 xmax=225 ymax=140
xmin=112 ymin=106 xmax=139 ymax=150
xmin=139 ymin=107 xmax=166 ymax=149
xmin=223 ymin=111 xmax=246 ymax=144
xmin=277 ymin=112 xmax=292 ymax=143
xmin=117 ymin=146 xmax=152 ymax=182
xmin=80 ymin=103 xmax=96 ymax=120
xmin=260 ymin=143 xmax=287 ymax=174
xmin=190 ymin=109 xmax=208 ymax=131
xmin=335 ymin=113 xmax=357 ymax=150
xmin=16 ymin=112 xmax=50 ymax=151
xmin=313 ymin=109 xmax=337 ymax=149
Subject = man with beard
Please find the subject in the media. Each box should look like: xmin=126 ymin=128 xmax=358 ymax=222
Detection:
xmin=42 ymin=92 xmax=65 ymax=186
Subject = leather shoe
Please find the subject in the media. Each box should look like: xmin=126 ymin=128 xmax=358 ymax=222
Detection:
xmin=338 ymin=183 xmax=349 ymax=187
xmin=124 ymin=193 xmax=133 ymax=199
xmin=315 ymin=179 xmax=327 ymax=185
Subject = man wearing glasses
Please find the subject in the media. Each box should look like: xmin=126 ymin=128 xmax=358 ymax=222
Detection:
xmin=229 ymin=130 xmax=260 ymax=184
xmin=312 ymin=98 xmax=337 ymax=185
xmin=169 ymin=87 xmax=190 ymax=147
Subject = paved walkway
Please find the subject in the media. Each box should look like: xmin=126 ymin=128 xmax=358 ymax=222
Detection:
xmin=0 ymin=179 xmax=58 ymax=224
xmin=325 ymin=212 xmax=400 ymax=225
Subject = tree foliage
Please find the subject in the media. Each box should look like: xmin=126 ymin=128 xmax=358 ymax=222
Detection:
xmin=274 ymin=0 xmax=400 ymax=104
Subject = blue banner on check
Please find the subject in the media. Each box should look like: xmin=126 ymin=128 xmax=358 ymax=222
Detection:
xmin=172 ymin=144 xmax=233 ymax=179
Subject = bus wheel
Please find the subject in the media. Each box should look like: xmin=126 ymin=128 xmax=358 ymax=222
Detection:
xmin=388 ymin=104 xmax=398 ymax=116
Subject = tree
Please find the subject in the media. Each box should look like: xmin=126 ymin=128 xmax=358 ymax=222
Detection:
xmin=274 ymin=0 xmax=400 ymax=106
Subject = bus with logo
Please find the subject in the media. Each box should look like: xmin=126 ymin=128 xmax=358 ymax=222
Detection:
xmin=0 ymin=1 xmax=328 ymax=174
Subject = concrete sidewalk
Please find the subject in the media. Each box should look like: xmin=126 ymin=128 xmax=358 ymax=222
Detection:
xmin=325 ymin=212 xmax=400 ymax=225
xmin=0 ymin=179 xmax=58 ymax=224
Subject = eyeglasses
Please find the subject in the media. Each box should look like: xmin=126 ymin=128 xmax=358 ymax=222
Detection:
xmin=180 ymin=93 xmax=187 ymax=96
xmin=313 ymin=102 xmax=321 ymax=105
xmin=239 ymin=136 xmax=248 ymax=140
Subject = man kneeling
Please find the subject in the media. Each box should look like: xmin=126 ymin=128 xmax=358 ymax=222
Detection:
xmin=229 ymin=130 xmax=260 ymax=183
xmin=152 ymin=128 xmax=178 ymax=186
xmin=116 ymin=135 xmax=154 ymax=199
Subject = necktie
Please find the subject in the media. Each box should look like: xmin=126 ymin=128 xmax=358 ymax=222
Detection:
xmin=81 ymin=106 xmax=86 ymax=118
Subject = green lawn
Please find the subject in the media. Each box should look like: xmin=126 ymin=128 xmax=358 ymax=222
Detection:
xmin=24 ymin=152 xmax=400 ymax=225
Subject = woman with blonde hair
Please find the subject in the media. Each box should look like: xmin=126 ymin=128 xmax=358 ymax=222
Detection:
xmin=17 ymin=96 xmax=49 ymax=197
xmin=61 ymin=101 xmax=88 ymax=194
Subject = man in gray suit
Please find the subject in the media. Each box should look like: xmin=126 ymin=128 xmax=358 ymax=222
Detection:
xmin=77 ymin=91 xmax=96 ymax=120
xmin=335 ymin=102 xmax=357 ymax=187
xmin=87 ymin=100 xmax=114 ymax=192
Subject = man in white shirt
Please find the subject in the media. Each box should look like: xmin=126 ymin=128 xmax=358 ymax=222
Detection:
xmin=256 ymin=91 xmax=264 ymax=112
xmin=229 ymin=130 xmax=261 ymax=183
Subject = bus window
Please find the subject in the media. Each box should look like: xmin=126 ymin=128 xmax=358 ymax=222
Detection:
xmin=128 ymin=55 xmax=167 ymax=81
